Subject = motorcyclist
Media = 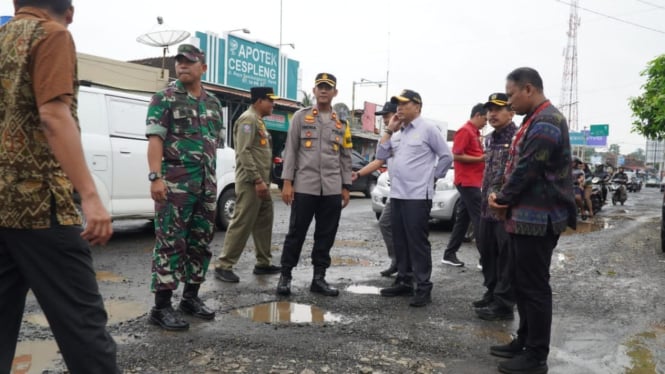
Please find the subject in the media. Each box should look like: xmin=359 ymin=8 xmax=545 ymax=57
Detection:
xmin=593 ymin=164 xmax=610 ymax=204
xmin=613 ymin=166 xmax=629 ymax=183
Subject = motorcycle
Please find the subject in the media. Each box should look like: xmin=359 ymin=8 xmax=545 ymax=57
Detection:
xmin=610 ymin=178 xmax=628 ymax=206
xmin=589 ymin=177 xmax=604 ymax=214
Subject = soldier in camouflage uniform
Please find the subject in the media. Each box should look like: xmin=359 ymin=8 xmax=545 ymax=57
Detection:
xmin=0 ymin=1 xmax=118 ymax=373
xmin=214 ymin=87 xmax=281 ymax=283
xmin=473 ymin=93 xmax=517 ymax=321
xmin=146 ymin=44 xmax=224 ymax=331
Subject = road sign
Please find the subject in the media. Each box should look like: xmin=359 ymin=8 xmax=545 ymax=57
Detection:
xmin=570 ymin=132 xmax=585 ymax=146
xmin=590 ymin=124 xmax=609 ymax=137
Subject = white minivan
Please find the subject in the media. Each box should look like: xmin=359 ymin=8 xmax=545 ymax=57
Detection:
xmin=77 ymin=84 xmax=236 ymax=229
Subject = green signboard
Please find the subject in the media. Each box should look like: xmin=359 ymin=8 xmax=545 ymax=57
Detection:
xmin=226 ymin=35 xmax=279 ymax=92
xmin=590 ymin=124 xmax=609 ymax=137
xmin=264 ymin=110 xmax=291 ymax=132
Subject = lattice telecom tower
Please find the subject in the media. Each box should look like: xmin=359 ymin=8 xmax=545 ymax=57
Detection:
xmin=560 ymin=0 xmax=581 ymax=131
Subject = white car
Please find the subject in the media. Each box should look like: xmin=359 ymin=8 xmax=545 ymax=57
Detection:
xmin=370 ymin=168 xmax=460 ymax=223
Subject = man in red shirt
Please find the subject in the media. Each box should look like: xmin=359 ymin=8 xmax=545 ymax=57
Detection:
xmin=441 ymin=103 xmax=487 ymax=267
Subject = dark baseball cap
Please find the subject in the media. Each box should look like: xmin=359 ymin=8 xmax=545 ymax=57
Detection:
xmin=390 ymin=89 xmax=422 ymax=105
xmin=176 ymin=44 xmax=205 ymax=63
xmin=483 ymin=92 xmax=509 ymax=108
xmin=251 ymin=87 xmax=279 ymax=101
xmin=375 ymin=101 xmax=397 ymax=115
xmin=314 ymin=73 xmax=336 ymax=88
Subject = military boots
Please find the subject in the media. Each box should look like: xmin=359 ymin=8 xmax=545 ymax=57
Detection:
xmin=310 ymin=274 xmax=339 ymax=297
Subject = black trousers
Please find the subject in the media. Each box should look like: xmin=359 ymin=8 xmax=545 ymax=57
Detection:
xmin=477 ymin=219 xmax=514 ymax=309
xmin=0 ymin=217 xmax=118 ymax=373
xmin=509 ymin=228 xmax=559 ymax=360
xmin=391 ymin=198 xmax=433 ymax=293
xmin=444 ymin=186 xmax=481 ymax=258
xmin=280 ymin=193 xmax=342 ymax=275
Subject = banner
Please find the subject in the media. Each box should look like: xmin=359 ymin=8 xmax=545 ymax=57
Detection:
xmin=362 ymin=101 xmax=377 ymax=132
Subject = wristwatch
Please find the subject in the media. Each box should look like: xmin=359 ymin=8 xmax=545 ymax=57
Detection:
xmin=148 ymin=172 xmax=161 ymax=182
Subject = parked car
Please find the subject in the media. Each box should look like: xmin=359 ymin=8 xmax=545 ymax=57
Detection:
xmin=646 ymin=177 xmax=660 ymax=188
xmin=272 ymin=149 xmax=379 ymax=197
xmin=371 ymin=167 xmax=460 ymax=223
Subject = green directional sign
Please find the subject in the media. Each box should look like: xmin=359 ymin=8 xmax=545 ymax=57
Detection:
xmin=589 ymin=124 xmax=609 ymax=137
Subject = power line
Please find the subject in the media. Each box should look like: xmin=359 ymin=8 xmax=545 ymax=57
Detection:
xmin=637 ymin=0 xmax=665 ymax=11
xmin=556 ymin=0 xmax=665 ymax=34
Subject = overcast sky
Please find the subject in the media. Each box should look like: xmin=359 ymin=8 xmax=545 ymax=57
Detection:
xmin=3 ymin=0 xmax=664 ymax=153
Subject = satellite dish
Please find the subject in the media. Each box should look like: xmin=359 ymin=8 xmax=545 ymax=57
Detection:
xmin=333 ymin=103 xmax=350 ymax=122
xmin=136 ymin=16 xmax=191 ymax=78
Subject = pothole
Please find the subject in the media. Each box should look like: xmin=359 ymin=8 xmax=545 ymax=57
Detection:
xmin=12 ymin=339 xmax=61 ymax=374
xmin=96 ymin=270 xmax=125 ymax=283
xmin=231 ymin=302 xmax=343 ymax=324
xmin=330 ymin=256 xmax=372 ymax=266
xmin=24 ymin=300 xmax=146 ymax=326
xmin=346 ymin=284 xmax=381 ymax=295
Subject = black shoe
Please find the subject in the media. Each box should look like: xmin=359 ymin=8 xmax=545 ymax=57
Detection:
xmin=380 ymin=281 xmax=414 ymax=297
xmin=409 ymin=292 xmax=432 ymax=307
xmin=441 ymin=254 xmax=464 ymax=267
xmin=179 ymin=297 xmax=215 ymax=320
xmin=498 ymin=351 xmax=548 ymax=374
xmin=149 ymin=306 xmax=189 ymax=331
xmin=490 ymin=338 xmax=526 ymax=358
xmin=276 ymin=275 xmax=292 ymax=296
xmin=379 ymin=265 xmax=398 ymax=277
xmin=253 ymin=264 xmax=282 ymax=275
xmin=472 ymin=297 xmax=493 ymax=308
xmin=475 ymin=306 xmax=514 ymax=321
xmin=214 ymin=268 xmax=239 ymax=283
xmin=310 ymin=277 xmax=339 ymax=297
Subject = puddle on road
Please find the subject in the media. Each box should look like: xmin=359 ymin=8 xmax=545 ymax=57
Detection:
xmin=96 ymin=270 xmax=125 ymax=283
xmin=12 ymin=339 xmax=61 ymax=374
xmin=232 ymin=302 xmax=342 ymax=324
xmin=622 ymin=325 xmax=664 ymax=374
xmin=331 ymin=256 xmax=371 ymax=266
xmin=24 ymin=300 xmax=145 ymax=327
xmin=563 ymin=218 xmax=612 ymax=235
xmin=333 ymin=239 xmax=368 ymax=248
xmin=346 ymin=284 xmax=381 ymax=295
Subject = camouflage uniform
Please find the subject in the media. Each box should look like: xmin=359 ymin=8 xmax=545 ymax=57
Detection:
xmin=146 ymin=80 xmax=224 ymax=292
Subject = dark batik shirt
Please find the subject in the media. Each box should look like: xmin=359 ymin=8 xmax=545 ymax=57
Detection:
xmin=480 ymin=122 xmax=517 ymax=222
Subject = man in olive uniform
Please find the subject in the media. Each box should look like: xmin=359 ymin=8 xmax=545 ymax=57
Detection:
xmin=215 ymin=87 xmax=281 ymax=283
xmin=146 ymin=44 xmax=224 ymax=331
xmin=276 ymin=73 xmax=353 ymax=297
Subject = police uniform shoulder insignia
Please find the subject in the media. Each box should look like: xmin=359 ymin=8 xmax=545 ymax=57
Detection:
xmin=342 ymin=120 xmax=353 ymax=149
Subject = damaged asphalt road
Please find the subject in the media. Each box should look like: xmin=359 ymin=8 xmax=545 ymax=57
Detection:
xmin=14 ymin=188 xmax=665 ymax=374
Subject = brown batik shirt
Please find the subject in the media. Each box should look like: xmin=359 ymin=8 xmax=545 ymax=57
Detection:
xmin=0 ymin=7 xmax=81 ymax=228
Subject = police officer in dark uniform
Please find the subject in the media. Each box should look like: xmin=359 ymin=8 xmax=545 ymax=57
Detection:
xmin=276 ymin=73 xmax=353 ymax=297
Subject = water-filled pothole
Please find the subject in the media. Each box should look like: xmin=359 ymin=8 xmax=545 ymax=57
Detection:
xmin=232 ymin=302 xmax=342 ymax=324
xmin=12 ymin=339 xmax=61 ymax=374
xmin=563 ymin=218 xmax=612 ymax=235
xmin=24 ymin=300 xmax=145 ymax=327
xmin=346 ymin=284 xmax=381 ymax=295
xmin=330 ymin=256 xmax=371 ymax=266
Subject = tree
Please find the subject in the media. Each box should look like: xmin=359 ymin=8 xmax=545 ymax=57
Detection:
xmin=630 ymin=54 xmax=665 ymax=140
xmin=629 ymin=148 xmax=646 ymax=162
xmin=609 ymin=144 xmax=620 ymax=155
xmin=300 ymin=90 xmax=313 ymax=107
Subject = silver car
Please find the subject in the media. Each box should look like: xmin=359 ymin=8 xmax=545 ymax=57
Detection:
xmin=370 ymin=168 xmax=460 ymax=223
